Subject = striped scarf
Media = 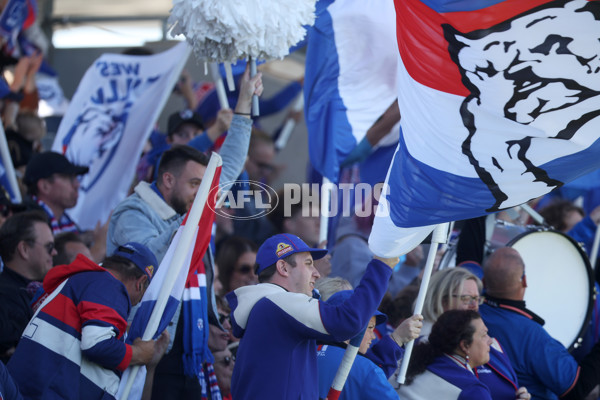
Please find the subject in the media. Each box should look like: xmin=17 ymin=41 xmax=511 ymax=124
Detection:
xmin=201 ymin=362 xmax=222 ymax=400
xmin=181 ymin=164 xmax=221 ymax=398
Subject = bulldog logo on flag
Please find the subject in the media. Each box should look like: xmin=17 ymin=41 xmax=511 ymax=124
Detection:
xmin=369 ymin=0 xmax=600 ymax=257
xmin=446 ymin=0 xmax=600 ymax=212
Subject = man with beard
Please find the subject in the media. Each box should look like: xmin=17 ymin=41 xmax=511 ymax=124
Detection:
xmin=107 ymin=67 xmax=263 ymax=399
xmin=107 ymin=145 xmax=208 ymax=262
xmin=107 ymin=65 xmax=262 ymax=262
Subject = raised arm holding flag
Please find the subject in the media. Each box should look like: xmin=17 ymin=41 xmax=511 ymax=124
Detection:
xmin=366 ymin=0 xmax=600 ymax=395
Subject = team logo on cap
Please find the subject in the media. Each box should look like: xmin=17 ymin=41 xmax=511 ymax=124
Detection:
xmin=145 ymin=265 xmax=154 ymax=278
xmin=276 ymin=243 xmax=293 ymax=258
xmin=180 ymin=109 xmax=194 ymax=120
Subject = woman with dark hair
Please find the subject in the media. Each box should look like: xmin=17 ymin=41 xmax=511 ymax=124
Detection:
xmin=399 ymin=310 xmax=530 ymax=400
xmin=216 ymin=236 xmax=259 ymax=293
xmin=411 ymin=267 xmax=529 ymax=400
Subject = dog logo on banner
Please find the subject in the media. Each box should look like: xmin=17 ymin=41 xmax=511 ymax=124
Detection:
xmin=444 ymin=0 xmax=600 ymax=211
xmin=61 ymin=104 xmax=131 ymax=192
xmin=60 ymin=61 xmax=160 ymax=193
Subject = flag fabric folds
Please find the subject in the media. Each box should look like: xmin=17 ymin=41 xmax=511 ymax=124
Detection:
xmin=304 ymin=0 xmax=400 ymax=183
xmin=370 ymin=0 xmax=600 ymax=256
xmin=0 ymin=0 xmax=36 ymax=57
xmin=52 ymin=42 xmax=190 ymax=230
xmin=117 ymin=162 xmax=222 ymax=400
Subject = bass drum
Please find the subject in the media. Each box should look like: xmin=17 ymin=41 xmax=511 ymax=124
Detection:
xmin=508 ymin=228 xmax=594 ymax=352
xmin=439 ymin=224 xmax=594 ymax=352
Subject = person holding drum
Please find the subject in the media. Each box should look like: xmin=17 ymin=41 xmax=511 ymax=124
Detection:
xmin=410 ymin=267 xmax=530 ymax=400
xmin=398 ymin=309 xmax=530 ymax=400
xmin=480 ymin=247 xmax=600 ymax=400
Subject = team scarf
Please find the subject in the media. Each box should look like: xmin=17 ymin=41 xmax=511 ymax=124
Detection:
xmin=181 ymin=166 xmax=222 ymax=398
xmin=202 ymin=362 xmax=222 ymax=400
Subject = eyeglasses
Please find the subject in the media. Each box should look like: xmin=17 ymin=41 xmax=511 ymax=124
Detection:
xmin=452 ymin=294 xmax=484 ymax=305
xmin=29 ymin=241 xmax=55 ymax=255
xmin=234 ymin=264 xmax=254 ymax=275
xmin=218 ymin=313 xmax=230 ymax=325
xmin=215 ymin=355 xmax=235 ymax=367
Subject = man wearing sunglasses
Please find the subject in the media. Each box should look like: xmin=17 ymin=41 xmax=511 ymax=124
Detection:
xmin=0 ymin=210 xmax=55 ymax=364
xmin=226 ymin=233 xmax=398 ymax=400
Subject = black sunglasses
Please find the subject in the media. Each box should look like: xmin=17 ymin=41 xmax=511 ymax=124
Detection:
xmin=28 ymin=240 xmax=55 ymax=255
xmin=216 ymin=355 xmax=235 ymax=367
xmin=218 ymin=313 xmax=230 ymax=325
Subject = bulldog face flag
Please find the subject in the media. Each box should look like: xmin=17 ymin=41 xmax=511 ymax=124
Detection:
xmin=369 ymin=0 xmax=600 ymax=256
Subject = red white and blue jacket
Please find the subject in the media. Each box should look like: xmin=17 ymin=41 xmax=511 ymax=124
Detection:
xmin=7 ymin=255 xmax=133 ymax=400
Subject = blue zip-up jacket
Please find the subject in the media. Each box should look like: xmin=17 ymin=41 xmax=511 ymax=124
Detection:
xmin=317 ymin=343 xmax=397 ymax=400
xmin=480 ymin=299 xmax=579 ymax=399
xmin=226 ymin=259 xmax=392 ymax=400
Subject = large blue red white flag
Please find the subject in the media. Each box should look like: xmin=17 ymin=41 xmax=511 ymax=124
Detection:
xmin=370 ymin=0 xmax=600 ymax=256
xmin=52 ymin=42 xmax=190 ymax=230
xmin=117 ymin=162 xmax=221 ymax=400
xmin=0 ymin=0 xmax=36 ymax=57
xmin=304 ymin=0 xmax=400 ymax=183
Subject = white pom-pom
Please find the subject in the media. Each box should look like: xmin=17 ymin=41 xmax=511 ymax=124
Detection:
xmin=168 ymin=0 xmax=315 ymax=62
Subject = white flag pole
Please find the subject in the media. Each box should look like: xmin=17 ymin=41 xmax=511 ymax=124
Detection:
xmin=326 ymin=332 xmax=363 ymax=400
xmin=249 ymin=57 xmax=260 ymax=117
xmin=274 ymin=94 xmax=304 ymax=152
xmin=590 ymin=226 xmax=600 ymax=270
xmin=209 ymin=63 xmax=230 ymax=110
xmin=223 ymin=62 xmax=235 ymax=92
xmin=120 ymin=152 xmax=222 ymax=400
xmin=397 ymin=223 xmax=450 ymax=384
xmin=319 ymin=177 xmax=334 ymax=244
xmin=519 ymin=203 xmax=545 ymax=225
xmin=0 ymin=124 xmax=22 ymax=203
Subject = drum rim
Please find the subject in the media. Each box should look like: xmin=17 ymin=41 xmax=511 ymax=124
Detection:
xmin=506 ymin=228 xmax=594 ymax=352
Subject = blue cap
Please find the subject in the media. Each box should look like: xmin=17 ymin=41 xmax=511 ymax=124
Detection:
xmin=255 ymin=233 xmax=328 ymax=275
xmin=113 ymin=242 xmax=158 ymax=281
xmin=458 ymin=261 xmax=484 ymax=280
xmin=326 ymin=290 xmax=387 ymax=326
